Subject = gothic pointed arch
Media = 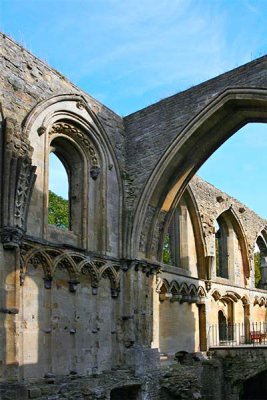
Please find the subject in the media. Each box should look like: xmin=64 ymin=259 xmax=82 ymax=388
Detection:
xmin=53 ymin=253 xmax=79 ymax=281
xmin=160 ymin=186 xmax=206 ymax=278
xmin=254 ymin=228 xmax=267 ymax=289
xmin=23 ymin=94 xmax=122 ymax=256
xmin=215 ymin=208 xmax=250 ymax=283
xmin=133 ymin=88 xmax=267 ymax=259
xmin=169 ymin=280 xmax=180 ymax=295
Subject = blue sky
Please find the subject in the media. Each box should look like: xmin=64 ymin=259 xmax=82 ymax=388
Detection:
xmin=1 ymin=0 xmax=267 ymax=216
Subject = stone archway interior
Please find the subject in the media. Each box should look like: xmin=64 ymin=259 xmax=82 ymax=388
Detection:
xmin=240 ymin=370 xmax=267 ymax=400
xmin=110 ymin=385 xmax=141 ymax=400
xmin=218 ymin=310 xmax=227 ymax=342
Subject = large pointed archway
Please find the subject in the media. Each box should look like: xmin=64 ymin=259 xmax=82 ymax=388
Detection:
xmin=131 ymin=88 xmax=267 ymax=260
xmin=240 ymin=369 xmax=267 ymax=400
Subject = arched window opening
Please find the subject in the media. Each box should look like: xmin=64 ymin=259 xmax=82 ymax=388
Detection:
xmin=254 ymin=243 xmax=261 ymax=288
xmin=48 ymin=152 xmax=69 ymax=229
xmin=214 ymin=210 xmax=247 ymax=284
xmin=254 ymin=234 xmax=267 ymax=289
xmin=48 ymin=135 xmax=84 ymax=238
xmin=218 ymin=310 xmax=227 ymax=342
xmin=163 ymin=196 xmax=199 ymax=275
xmin=162 ymin=232 xmax=172 ymax=265
xmin=218 ymin=299 xmax=234 ymax=343
xmin=215 ymin=216 xmax=229 ymax=279
xmin=199 ymin=123 xmax=267 ymax=220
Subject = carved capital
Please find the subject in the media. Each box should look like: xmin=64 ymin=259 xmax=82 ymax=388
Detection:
xmin=0 ymin=226 xmax=25 ymax=249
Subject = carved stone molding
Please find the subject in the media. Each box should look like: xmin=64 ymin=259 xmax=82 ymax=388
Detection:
xmin=76 ymin=100 xmax=86 ymax=110
xmin=14 ymin=158 xmax=37 ymax=227
xmin=1 ymin=226 xmax=25 ymax=249
xmin=157 ymin=277 xmax=207 ymax=304
xmin=20 ymin=241 xmax=121 ymax=296
xmin=5 ymin=117 xmax=33 ymax=158
xmin=0 ymin=118 xmax=37 ymax=248
xmin=49 ymin=122 xmax=100 ymax=177
xmin=134 ymin=261 xmax=160 ymax=276
xmin=20 ymin=240 xmax=161 ymax=295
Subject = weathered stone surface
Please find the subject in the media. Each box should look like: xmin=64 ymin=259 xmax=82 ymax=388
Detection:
xmin=28 ymin=387 xmax=42 ymax=398
xmin=1 ymin=31 xmax=267 ymax=400
xmin=124 ymin=56 xmax=267 ymax=201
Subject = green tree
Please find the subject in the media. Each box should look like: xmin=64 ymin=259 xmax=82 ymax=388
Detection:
xmin=163 ymin=233 xmax=172 ymax=265
xmin=48 ymin=190 xmax=69 ymax=229
xmin=254 ymin=252 xmax=261 ymax=287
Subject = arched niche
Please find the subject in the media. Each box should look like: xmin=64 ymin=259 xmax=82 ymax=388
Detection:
xmin=110 ymin=385 xmax=141 ymax=400
xmin=133 ymin=88 xmax=267 ymax=260
xmin=159 ymin=187 xmax=206 ymax=279
xmin=48 ymin=131 xmax=87 ymax=243
xmin=48 ymin=152 xmax=69 ymax=229
xmin=214 ymin=208 xmax=249 ymax=285
xmin=19 ymin=255 xmax=52 ymax=379
xmin=240 ymin=369 xmax=267 ymax=400
xmin=254 ymin=229 xmax=267 ymax=289
xmin=23 ymin=94 xmax=122 ymax=256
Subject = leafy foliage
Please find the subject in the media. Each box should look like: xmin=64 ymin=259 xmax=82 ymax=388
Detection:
xmin=254 ymin=252 xmax=261 ymax=287
xmin=163 ymin=233 xmax=172 ymax=265
xmin=48 ymin=190 xmax=69 ymax=229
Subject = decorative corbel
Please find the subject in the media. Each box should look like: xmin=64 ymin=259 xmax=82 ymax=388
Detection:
xmin=68 ymin=280 xmax=80 ymax=293
xmin=90 ymin=165 xmax=101 ymax=180
xmin=43 ymin=276 xmax=53 ymax=289
xmin=205 ymin=255 xmax=214 ymax=291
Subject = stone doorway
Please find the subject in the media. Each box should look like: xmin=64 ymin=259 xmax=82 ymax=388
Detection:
xmin=218 ymin=310 xmax=227 ymax=341
xmin=240 ymin=370 xmax=267 ymax=400
xmin=110 ymin=385 xmax=141 ymax=400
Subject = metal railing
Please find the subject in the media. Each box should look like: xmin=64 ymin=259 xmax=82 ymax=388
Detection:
xmin=208 ymin=322 xmax=267 ymax=348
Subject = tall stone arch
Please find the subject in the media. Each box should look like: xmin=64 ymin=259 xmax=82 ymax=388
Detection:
xmin=22 ymin=94 xmax=123 ymax=256
xmin=159 ymin=186 xmax=207 ymax=279
xmin=216 ymin=207 xmax=250 ymax=283
xmin=132 ymin=88 xmax=267 ymax=260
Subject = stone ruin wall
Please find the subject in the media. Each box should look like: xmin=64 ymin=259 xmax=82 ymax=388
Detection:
xmin=189 ymin=175 xmax=267 ymax=286
xmin=0 ymin=33 xmax=159 ymax=398
xmin=1 ymin=32 xmax=267 ymax=399
xmin=124 ymin=57 xmax=267 ymax=205
xmin=0 ymin=33 xmax=125 ymax=167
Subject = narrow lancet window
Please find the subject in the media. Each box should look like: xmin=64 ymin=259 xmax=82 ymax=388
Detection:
xmin=215 ymin=217 xmax=229 ymax=278
xmin=48 ymin=152 xmax=69 ymax=229
xmin=254 ymin=235 xmax=267 ymax=289
xmin=163 ymin=233 xmax=172 ymax=265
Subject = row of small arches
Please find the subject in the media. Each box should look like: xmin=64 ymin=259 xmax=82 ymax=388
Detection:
xmin=157 ymin=278 xmax=206 ymax=302
xmin=20 ymin=246 xmax=121 ymax=294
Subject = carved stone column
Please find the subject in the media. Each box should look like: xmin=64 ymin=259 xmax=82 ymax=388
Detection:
xmin=0 ymin=117 xmax=36 ymax=248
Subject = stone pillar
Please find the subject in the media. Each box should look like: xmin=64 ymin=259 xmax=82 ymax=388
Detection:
xmin=179 ymin=203 xmax=189 ymax=269
xmin=1 ymin=247 xmax=21 ymax=380
xmin=168 ymin=208 xmax=180 ymax=266
xmin=201 ymin=359 xmax=223 ymax=400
